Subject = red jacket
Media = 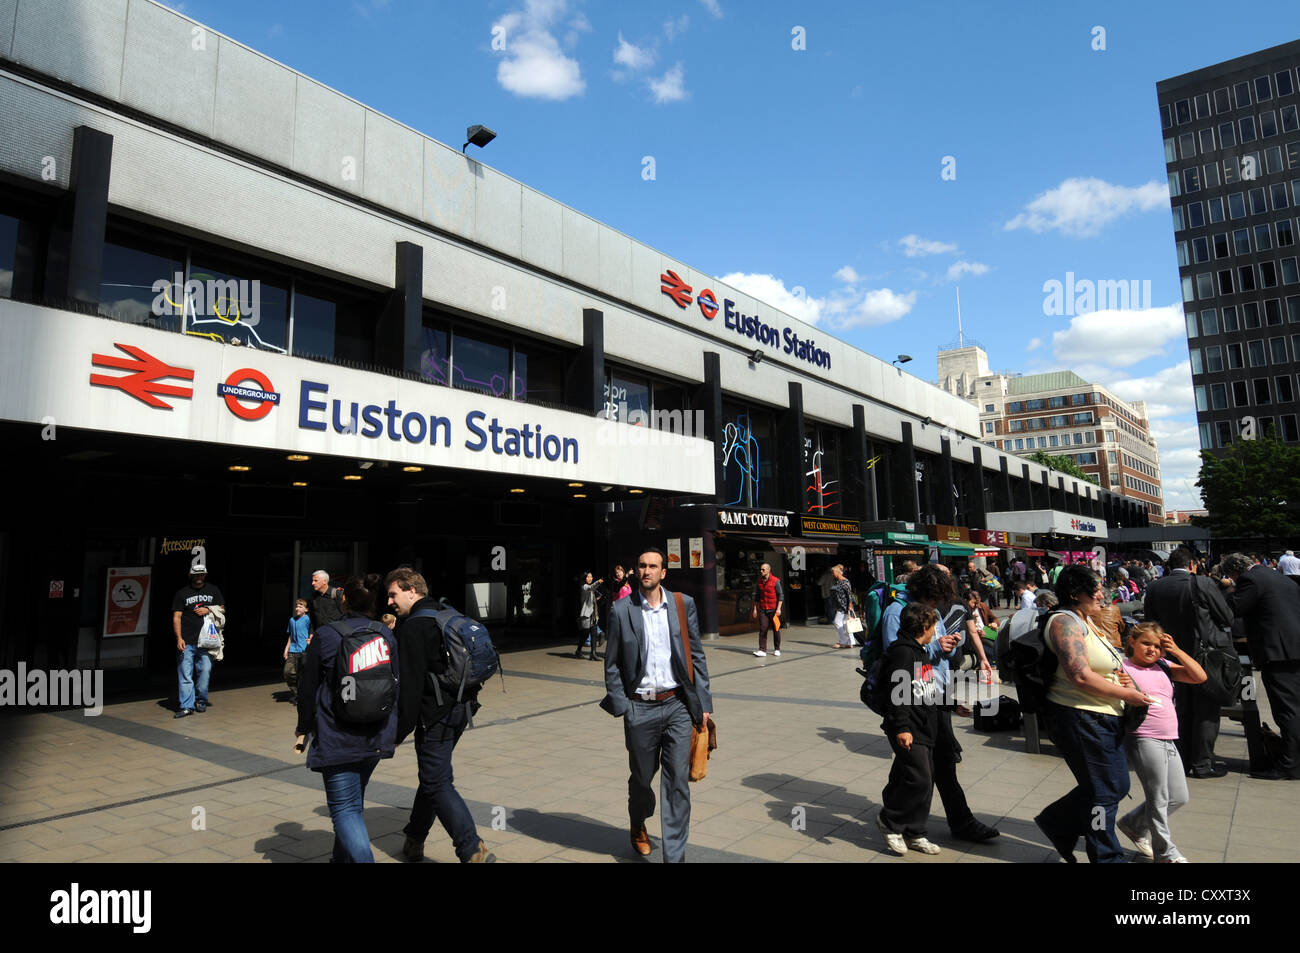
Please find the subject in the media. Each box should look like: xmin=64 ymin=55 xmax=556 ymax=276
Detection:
xmin=755 ymin=574 xmax=782 ymax=612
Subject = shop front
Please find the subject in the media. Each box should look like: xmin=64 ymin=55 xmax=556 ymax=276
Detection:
xmin=709 ymin=507 xmax=797 ymax=636
xmin=862 ymin=529 xmax=931 ymax=587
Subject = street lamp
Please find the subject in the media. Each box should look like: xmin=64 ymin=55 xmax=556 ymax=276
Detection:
xmin=893 ymin=355 xmax=912 ymax=365
xmin=462 ymin=124 xmax=497 ymax=153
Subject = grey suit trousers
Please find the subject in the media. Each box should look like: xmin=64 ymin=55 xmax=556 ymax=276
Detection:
xmin=625 ymin=694 xmax=694 ymax=862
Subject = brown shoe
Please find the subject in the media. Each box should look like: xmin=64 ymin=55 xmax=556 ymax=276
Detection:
xmin=402 ymin=837 xmax=424 ymax=862
xmin=630 ymin=825 xmax=652 ymax=856
xmin=467 ymin=839 xmax=497 ymax=863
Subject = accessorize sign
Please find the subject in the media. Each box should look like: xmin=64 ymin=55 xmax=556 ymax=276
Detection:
xmin=0 ymin=301 xmax=713 ymax=494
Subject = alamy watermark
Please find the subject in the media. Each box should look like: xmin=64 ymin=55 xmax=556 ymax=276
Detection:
xmin=1042 ymin=272 xmax=1152 ymax=316
xmin=152 ymin=272 xmax=261 ymax=322
xmin=0 ymin=664 xmax=103 ymax=716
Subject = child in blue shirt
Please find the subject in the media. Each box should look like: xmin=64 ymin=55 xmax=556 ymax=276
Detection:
xmin=284 ymin=599 xmax=311 ymax=704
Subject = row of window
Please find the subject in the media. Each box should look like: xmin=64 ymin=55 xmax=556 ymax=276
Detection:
xmin=1174 ymin=182 xmax=1299 ymax=229
xmin=1169 ymin=146 xmax=1300 ymax=201
xmin=1178 ymin=222 xmax=1298 ymax=265
xmin=1122 ymin=452 xmax=1159 ymax=480
xmin=1182 ymin=263 xmax=1300 ymax=302
xmin=1163 ymin=70 xmax=1299 ymax=130
xmin=1005 ymin=393 xmax=1091 ymax=413
xmin=1166 ymin=107 xmax=1300 ymax=163
xmin=1200 ymin=415 xmax=1300 ymax=447
xmin=1189 ymin=333 xmax=1300 ymax=373
xmin=1000 ymin=432 xmax=1095 ymax=451
xmin=1196 ymin=375 xmax=1298 ymax=411
xmin=1006 ymin=411 xmax=1096 ymax=432
xmin=1125 ymin=475 xmax=1161 ymax=498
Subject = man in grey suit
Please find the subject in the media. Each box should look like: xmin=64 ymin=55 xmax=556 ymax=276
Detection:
xmin=601 ymin=547 xmax=713 ymax=862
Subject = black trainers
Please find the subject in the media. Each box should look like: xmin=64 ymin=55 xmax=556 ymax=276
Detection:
xmin=951 ymin=819 xmax=1000 ymax=842
xmin=1033 ymin=813 xmax=1077 ymax=863
xmin=173 ymin=708 xmax=194 ymax=719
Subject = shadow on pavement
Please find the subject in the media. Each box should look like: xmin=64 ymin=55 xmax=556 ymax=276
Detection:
xmin=740 ymin=771 xmax=878 ymax=853
xmin=506 ymin=807 xmax=645 ymax=862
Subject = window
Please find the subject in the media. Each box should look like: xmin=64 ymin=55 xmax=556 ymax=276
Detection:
xmin=1049 ymin=435 xmax=1059 ymax=447
xmin=1015 ymin=438 xmax=1024 ymax=450
xmin=1256 ymin=223 xmax=1274 ymax=251
xmin=1192 ymin=236 xmax=1209 ymax=262
xmin=451 ymin=331 xmax=512 ymax=398
xmin=1073 ymin=433 xmax=1083 ymax=444
xmin=1007 ymin=401 xmax=1022 ymax=412
xmin=1211 ymin=383 xmax=1228 ymax=409
xmin=1216 ymin=420 xmax=1234 ymax=447
xmin=1207 ymin=198 xmax=1224 ymax=225
xmin=1239 ymin=264 xmax=1258 ymax=292
xmin=1008 ymin=419 xmax=1023 ymax=431
xmin=1290 ymin=141 xmax=1300 ymax=168
xmin=1234 ymin=227 xmax=1251 ymax=254
xmin=1200 ymin=127 xmax=1216 ymax=153
xmin=1187 ymin=201 xmax=1204 ymax=227
xmin=984 ymin=421 xmax=993 ymax=433
xmin=0 ymin=209 xmax=43 ymax=302
xmin=1249 ymin=339 xmax=1267 ymax=365
xmin=1200 ymin=422 xmax=1214 ymax=449
xmin=1161 ymin=103 xmax=1173 ymax=129
xmin=1183 ymin=275 xmax=1195 ymax=302
xmin=1235 ymin=81 xmax=1252 ymax=108
xmin=516 ymin=343 xmax=565 ymax=405
xmin=1267 ymin=298 xmax=1284 ymax=325
xmin=1049 ymin=395 xmax=1066 ymax=408
xmin=1186 ymin=311 xmax=1199 ymax=337
xmin=1049 ymin=415 xmax=1067 ymax=427
xmin=1284 ymin=415 xmax=1300 ymax=442
xmin=983 ymin=403 xmax=994 ymax=412
xmin=1255 ymin=378 xmax=1273 ymax=404
xmin=1220 ymin=122 xmax=1237 ymax=149
xmin=721 ymin=403 xmax=776 ymax=508
xmin=1277 ymin=375 xmax=1295 ymax=403
xmin=98 ymin=230 xmax=187 ymax=331
xmin=1241 ymin=116 xmax=1258 ymax=143
xmin=1262 ymin=110 xmax=1279 ymax=138
xmin=1215 ymin=87 xmax=1233 ymax=113
xmin=1250 ymin=187 xmax=1268 ymax=215
xmin=1206 ymin=345 xmax=1223 ymax=372
xmin=1256 ymin=75 xmax=1273 ymax=102
xmin=1195 ymin=385 xmax=1207 ymax=412
xmin=1176 ymin=98 xmax=1192 ymax=124
xmin=1284 ymin=104 xmax=1300 ymax=133
xmin=1217 ymin=269 xmax=1234 ymax=295
xmin=1263 ymin=261 xmax=1280 ymax=289
xmin=1179 ymin=132 xmax=1197 ymax=159
xmin=1266 ymin=146 xmax=1285 ymax=175
xmin=1201 ymin=309 xmax=1219 ymax=335
xmin=1168 ymin=172 xmax=1181 ymax=198
xmin=1213 ymin=232 xmax=1231 ymax=258
xmin=186 ymin=250 xmax=290 ymax=352
xmin=1279 ymin=71 xmax=1296 ymax=98
xmin=1164 ymin=138 xmax=1177 ymax=163
xmin=1228 ymin=342 xmax=1244 ymax=368
xmin=1071 ymin=393 xmax=1087 ymax=405
xmin=1245 ymin=302 xmax=1262 ymax=328
xmin=1274 ymin=182 xmax=1292 ymax=211
xmin=1110 ymin=472 xmax=1121 ymax=486
xmin=1107 ymin=450 xmax=1119 ymax=465
xmin=1223 ymin=305 xmax=1240 ymax=331
xmin=1195 ymin=92 xmax=1211 ymax=119
xmin=1284 ymin=258 xmax=1300 ymax=285
xmin=1027 ymin=399 xmax=1045 ymax=410
xmin=1190 ymin=348 xmax=1204 ymax=374
xmin=1028 ymin=417 xmax=1045 ymax=430
xmin=1172 ymin=206 xmax=1185 ymax=231
xmin=1229 ymin=192 xmax=1247 ymax=219
xmin=1233 ymin=379 xmax=1250 ymax=405
xmin=1273 ymin=336 xmax=1290 ymax=363
xmin=1280 ymin=220 xmax=1296 ymax=247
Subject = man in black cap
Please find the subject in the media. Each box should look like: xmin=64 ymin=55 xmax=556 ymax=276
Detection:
xmin=171 ymin=564 xmax=224 ymax=718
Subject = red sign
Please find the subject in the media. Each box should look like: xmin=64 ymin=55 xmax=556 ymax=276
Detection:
xmin=972 ymin=529 xmax=1009 ymax=546
xmin=218 ymin=368 xmax=280 ymax=421
xmin=103 ymin=567 xmax=152 ymax=638
xmin=90 ymin=343 xmax=194 ymax=410
xmin=697 ymin=288 xmax=718 ymax=319
xmin=49 ymin=580 xmax=64 ymax=599
xmin=660 ymin=269 xmax=693 ymax=309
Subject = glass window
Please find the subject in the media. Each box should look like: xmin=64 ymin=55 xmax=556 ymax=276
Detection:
xmin=1220 ymin=122 xmax=1237 ymax=149
xmin=1176 ymin=241 xmax=1189 ymax=267
xmin=1161 ymin=104 xmax=1173 ymax=129
xmin=1245 ymin=302 xmax=1262 ymax=328
xmin=1249 ymin=339 xmax=1267 ymax=365
xmin=1049 ymin=395 xmax=1066 ymax=408
xmin=1186 ymin=311 xmax=1199 ymax=337
xmin=516 ymin=344 xmax=565 ymax=405
xmin=1027 ymin=399 xmax=1045 ymax=410
xmin=99 ymin=230 xmax=187 ymax=330
xmin=1262 ymin=111 xmax=1279 ymax=138
xmin=1014 ymin=438 xmax=1024 ymax=450
xmin=720 ymin=403 xmax=776 ymax=508
xmin=1037 ymin=437 xmax=1047 ymax=448
xmin=1187 ymin=201 xmax=1205 ymax=227
xmin=1218 ymin=269 xmax=1234 ymax=295
xmin=1071 ymin=393 xmax=1086 ymax=405
xmin=1233 ymin=379 xmax=1250 ymax=405
xmin=1284 ymin=415 xmax=1299 ymax=443
xmin=1224 ymin=305 xmax=1240 ymax=331
xmin=1182 ymin=275 xmax=1195 ymax=302
xmin=1250 ymin=187 xmax=1268 ymax=215
xmin=1274 ymin=183 xmax=1291 ymax=211
xmin=453 ymin=332 xmax=512 ymax=398
xmin=1195 ymin=93 xmax=1211 ymax=119
xmin=1206 ymin=198 xmax=1224 ymax=225
xmin=0 ymin=213 xmax=16 ymax=299
xmin=1007 ymin=401 xmax=1021 ymax=412
xmin=1267 ymin=298 xmax=1284 ymax=324
xmin=803 ymin=426 xmax=842 ymax=516
xmin=1168 ymin=172 xmax=1181 ymax=198
xmin=1206 ymin=345 xmax=1224 ymax=372
xmin=984 ymin=421 xmax=993 ymax=433
xmin=1210 ymin=383 xmax=1228 ymax=409
xmin=1073 ymin=433 xmax=1083 ymax=445
xmin=1279 ymin=71 xmax=1296 ymax=98
xmin=1214 ymin=87 xmax=1233 ymax=113
xmin=1164 ymin=138 xmax=1178 ymax=163
xmin=1234 ymin=227 xmax=1252 ymax=254
xmin=1291 ymin=297 xmax=1300 ymax=324
xmin=1255 ymin=378 xmax=1273 ymax=404
xmin=418 ymin=322 xmax=449 ymax=385
xmin=1255 ymin=223 xmax=1273 ymax=251
xmin=1290 ymin=141 xmax=1300 ymax=168
xmin=1179 ymin=132 xmax=1197 ymax=159
xmin=1280 ymin=220 xmax=1296 ymax=247
xmin=1257 ymin=75 xmax=1273 ymax=102
xmin=1273 ymin=337 xmax=1290 ymax=364
xmin=1287 ymin=259 xmax=1300 ymax=285
xmin=186 ymin=252 xmax=289 ymax=352
xmin=1198 ymin=272 xmax=1218 ymax=297
xmin=1203 ymin=163 xmax=1220 ymax=190
xmin=1172 ymin=206 xmax=1185 ymax=231
xmin=1048 ymin=435 xmax=1059 ymax=448
xmin=1241 ymin=116 xmax=1258 ymax=143
xmin=1228 ymin=342 xmax=1244 ymax=368
xmin=1197 ymin=130 xmax=1215 ymax=157
xmin=606 ymin=370 xmax=651 ymax=424
xmin=1190 ymin=348 xmax=1203 ymax=374
xmin=1213 ymin=232 xmax=1230 ymax=258
xmin=1263 ymin=261 xmax=1280 ymax=289
xmin=1229 ymin=192 xmax=1246 ymax=219
xmin=1201 ymin=308 xmax=1219 ymax=335
xmin=1192 ymin=236 xmax=1210 ymax=262
xmin=296 ymin=281 xmax=373 ymax=364
xmin=1235 ymin=81 xmax=1253 ymax=108
xmin=1284 ymin=104 xmax=1300 ymax=133
xmin=1239 ymin=264 xmax=1258 ymax=292
xmin=1176 ymin=99 xmax=1192 ymax=124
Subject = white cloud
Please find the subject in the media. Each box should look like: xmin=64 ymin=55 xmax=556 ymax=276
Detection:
xmin=945 ymin=260 xmax=989 ymax=282
xmin=1004 ymin=177 xmax=1168 ymax=238
xmin=493 ymin=2 xmax=585 ymax=101
xmin=833 ymin=265 xmax=859 ymax=284
xmin=1049 ymin=304 xmax=1184 ymax=368
xmin=826 ymin=288 xmax=918 ymax=329
xmin=700 ymin=0 xmax=723 ymax=18
xmin=899 ymin=234 xmax=958 ymax=258
xmin=664 ymin=14 xmax=689 ymax=40
xmin=1026 ymin=337 xmax=1042 ymax=351
xmin=1108 ymin=362 xmax=1195 ymax=417
xmin=565 ymin=11 xmax=592 ymax=49
xmin=648 ymin=63 xmax=688 ymax=104
xmin=614 ymin=32 xmax=655 ymax=70
xmin=718 ymin=273 xmax=823 ymax=326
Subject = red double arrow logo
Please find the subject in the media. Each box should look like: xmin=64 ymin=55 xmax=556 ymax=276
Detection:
xmin=90 ymin=343 xmax=195 ymax=410
xmin=660 ymin=269 xmax=693 ymax=309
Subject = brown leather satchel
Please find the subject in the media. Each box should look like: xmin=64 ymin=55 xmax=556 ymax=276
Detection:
xmin=675 ymin=591 xmax=716 ymax=782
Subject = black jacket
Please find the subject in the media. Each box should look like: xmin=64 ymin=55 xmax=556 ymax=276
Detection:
xmin=1141 ymin=569 xmax=1233 ymax=655
xmin=1228 ymin=565 xmax=1300 ymax=665
xmin=880 ymin=638 xmax=941 ymax=745
xmin=294 ymin=612 xmax=398 ymax=770
xmin=395 ymin=596 xmax=479 ymax=744
xmin=308 ymin=587 xmax=343 ymax=633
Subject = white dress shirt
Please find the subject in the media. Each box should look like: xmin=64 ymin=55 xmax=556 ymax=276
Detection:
xmin=635 ymin=596 xmax=678 ymax=697
xmin=1020 ymin=589 xmax=1037 ymax=611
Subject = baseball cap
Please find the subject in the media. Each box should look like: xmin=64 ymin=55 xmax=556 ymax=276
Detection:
xmin=189 ymin=564 xmax=208 ymax=575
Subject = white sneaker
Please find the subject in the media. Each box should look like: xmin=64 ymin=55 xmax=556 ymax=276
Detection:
xmin=753 ymin=650 xmax=767 ymax=657
xmin=905 ymin=836 xmax=942 ymax=855
xmin=875 ymin=812 xmax=906 ymax=855
xmin=1117 ymin=818 xmax=1154 ymax=859
xmin=773 ymin=650 xmax=781 ymax=657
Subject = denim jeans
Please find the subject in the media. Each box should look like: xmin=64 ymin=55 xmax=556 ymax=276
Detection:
xmin=1039 ymin=702 xmax=1130 ymax=863
xmin=176 ymin=645 xmax=211 ymax=711
xmin=404 ymin=703 xmax=480 ymax=861
xmin=322 ymin=759 xmax=379 ymax=863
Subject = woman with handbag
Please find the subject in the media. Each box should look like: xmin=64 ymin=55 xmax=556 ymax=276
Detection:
xmin=831 ymin=564 xmax=857 ymax=648
xmin=574 ymin=571 xmax=603 ymax=660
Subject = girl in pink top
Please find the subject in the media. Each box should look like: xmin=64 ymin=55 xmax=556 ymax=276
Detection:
xmin=1116 ymin=622 xmax=1207 ymax=863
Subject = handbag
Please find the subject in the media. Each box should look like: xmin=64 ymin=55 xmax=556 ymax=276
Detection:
xmin=1188 ymin=577 xmax=1243 ymax=705
xmin=845 ymin=608 xmax=864 ymax=635
xmin=197 ymin=616 xmax=222 ymax=650
xmin=674 ymin=592 xmax=716 ymax=782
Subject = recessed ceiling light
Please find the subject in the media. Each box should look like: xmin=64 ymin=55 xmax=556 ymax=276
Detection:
xmin=403 ymin=465 xmax=424 ymax=473
xmin=568 ymin=482 xmax=584 ymax=488
xmin=228 ymin=465 xmax=250 ymax=472
xmin=292 ymin=481 xmax=308 ymax=487
xmin=629 ymin=489 xmax=644 ymax=495
xmin=509 ymin=488 xmax=526 ymax=494
xmin=573 ymin=493 xmax=587 ymax=499
xmin=343 ymin=474 xmax=363 ymax=481
xmin=286 ymin=454 xmax=310 ymax=462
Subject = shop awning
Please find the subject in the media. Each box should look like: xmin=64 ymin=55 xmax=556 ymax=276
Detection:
xmin=935 ymin=541 xmax=1002 ymax=558
xmin=715 ymin=532 xmax=841 ymax=555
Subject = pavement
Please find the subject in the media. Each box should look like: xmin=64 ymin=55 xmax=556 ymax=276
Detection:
xmin=1 ymin=622 xmax=1296 ymax=863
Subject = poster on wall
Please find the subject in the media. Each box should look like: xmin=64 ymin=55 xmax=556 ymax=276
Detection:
xmin=103 ymin=567 xmax=152 ymax=638
xmin=688 ymin=537 xmax=704 ymax=569
xmin=666 ymin=538 xmax=682 ymax=568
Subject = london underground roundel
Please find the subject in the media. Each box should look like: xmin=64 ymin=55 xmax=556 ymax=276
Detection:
xmin=697 ymin=289 xmax=719 ymax=320
xmin=218 ymin=368 xmax=280 ymax=421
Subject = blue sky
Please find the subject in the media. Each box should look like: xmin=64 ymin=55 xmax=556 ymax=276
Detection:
xmin=171 ymin=0 xmax=1300 ymax=512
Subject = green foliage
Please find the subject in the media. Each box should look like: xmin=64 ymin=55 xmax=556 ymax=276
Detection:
xmin=1193 ymin=432 xmax=1300 ymax=537
xmin=1026 ymin=450 xmax=1100 ymax=486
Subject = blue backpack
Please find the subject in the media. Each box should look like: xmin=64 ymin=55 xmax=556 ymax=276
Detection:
xmin=856 ymin=585 xmax=908 ymax=715
xmin=409 ymin=601 xmax=503 ymax=712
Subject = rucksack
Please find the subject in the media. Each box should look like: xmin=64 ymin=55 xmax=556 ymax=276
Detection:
xmin=998 ymin=610 xmax=1061 ymax=714
xmin=974 ymin=695 xmax=1023 ymax=731
xmin=856 ymin=587 xmax=909 ymax=716
xmin=331 ymin=618 xmax=397 ymax=724
xmin=409 ymin=601 xmax=503 ymax=710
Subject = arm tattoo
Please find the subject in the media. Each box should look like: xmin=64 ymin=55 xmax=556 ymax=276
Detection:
xmin=1049 ymin=615 xmax=1091 ymax=680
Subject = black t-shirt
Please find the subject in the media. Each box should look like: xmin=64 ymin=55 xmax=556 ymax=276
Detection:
xmin=309 ymin=589 xmax=344 ymax=632
xmin=172 ymin=582 xmax=225 ymax=645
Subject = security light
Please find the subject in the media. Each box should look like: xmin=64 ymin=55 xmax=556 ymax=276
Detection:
xmin=463 ymin=125 xmax=497 ymax=152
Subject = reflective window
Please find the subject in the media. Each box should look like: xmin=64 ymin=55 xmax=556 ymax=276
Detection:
xmin=606 ymin=370 xmax=650 ymax=424
xmin=1184 ymin=167 xmax=1202 ymax=193
xmin=1291 ymin=297 xmax=1300 ymax=323
xmin=418 ymin=323 xmax=450 ymax=385
xmin=1291 ymin=142 xmax=1300 ymax=168
xmin=1164 ymin=138 xmax=1177 ymax=163
xmin=515 ymin=344 xmax=565 ymax=405
xmin=1179 ymin=132 xmax=1197 ymax=158
xmin=1284 ymin=415 xmax=1299 ymax=443
xmin=454 ymin=332 xmax=512 ymax=398
xmin=1249 ymin=339 xmax=1267 ymax=365
xmin=1250 ymin=187 xmax=1268 ymax=215
xmin=1262 ymin=261 xmax=1280 ymax=289
xmin=1235 ymin=82 xmax=1253 ymax=108
xmin=1255 ymin=223 xmax=1273 ymax=251
xmin=1234 ymin=228 xmax=1251 ymax=254
xmin=1213 ymin=232 xmax=1231 ymax=257
xmin=1218 ymin=269 xmax=1234 ymax=295
xmin=186 ymin=253 xmax=289 ymax=352
xmin=1224 ymin=305 xmax=1240 ymax=332
xmin=1207 ymin=198 xmax=1224 ymax=225
xmin=296 ymin=281 xmax=372 ymax=364
xmin=1273 ymin=182 xmax=1291 ymax=210
xmin=1168 ymin=172 xmax=1181 ymax=198
xmin=1186 ymin=311 xmax=1199 ymax=337
xmin=1192 ymin=236 xmax=1209 ymax=262
xmin=1177 ymin=241 xmax=1189 ymax=267
xmin=1204 ymin=162 xmax=1220 ymax=189
xmin=1284 ymin=104 xmax=1299 ymax=133
xmin=1195 ymin=93 xmax=1212 ymax=119
xmin=1161 ymin=104 xmax=1173 ymax=129
xmin=1211 ymin=383 xmax=1228 ymax=410
xmin=1172 ymin=206 xmax=1185 ymax=231
xmin=1220 ymin=122 xmax=1237 ymax=149
xmin=1187 ymin=202 xmax=1205 ymax=227
xmin=1176 ymin=99 xmax=1193 ymax=124
xmin=1200 ymin=127 xmax=1216 ymax=153
xmin=1279 ymin=71 xmax=1296 ymax=98
xmin=1245 ymin=302 xmax=1262 ymax=328
xmin=1257 ymin=75 xmax=1274 ymax=102
xmin=1197 ymin=273 xmax=1215 ymax=298
xmin=1228 ymin=341 xmax=1244 ymax=368
xmin=1255 ymin=378 xmax=1273 ymax=405
xmin=1214 ymin=87 xmax=1233 ymax=113
xmin=1182 ymin=275 xmax=1195 ymax=302
xmin=1233 ymin=379 xmax=1250 ymax=405
xmin=1262 ymin=111 xmax=1279 ymax=138
xmin=1280 ymin=219 xmax=1297 ymax=248
xmin=721 ymin=402 xmax=776 ymax=508
xmin=1240 ymin=265 xmax=1258 ymax=292
xmin=1284 ymin=258 xmax=1300 ymax=284
xmin=99 ymin=231 xmax=187 ymax=331
xmin=1267 ymin=299 xmax=1285 ymax=325
xmin=1229 ymin=192 xmax=1247 ymax=219
xmin=803 ymin=426 xmax=842 ymax=516
xmin=1241 ymin=116 xmax=1258 ymax=143
xmin=1272 ymin=337 xmax=1290 ymax=364
xmin=1207 ymin=345 xmax=1224 ymax=372
xmin=1216 ymin=421 xmax=1233 ymax=447
xmin=1201 ymin=309 xmax=1219 ymax=335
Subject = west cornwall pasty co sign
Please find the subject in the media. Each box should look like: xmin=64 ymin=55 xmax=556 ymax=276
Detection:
xmin=0 ymin=301 xmax=714 ymax=493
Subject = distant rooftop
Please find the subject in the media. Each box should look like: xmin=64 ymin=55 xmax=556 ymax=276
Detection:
xmin=1005 ymin=370 xmax=1090 ymax=395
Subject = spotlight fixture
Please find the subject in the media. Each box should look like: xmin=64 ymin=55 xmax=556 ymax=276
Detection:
xmin=286 ymin=454 xmax=310 ymax=462
xmin=921 ymin=416 xmax=932 ymax=426
xmin=750 ymin=348 xmax=764 ymax=363
xmin=228 ymin=465 xmax=250 ymax=472
xmin=892 ymin=355 xmax=913 ymax=365
xmin=462 ymin=124 xmax=496 ymax=153
xmin=402 ymin=465 xmax=424 ymax=473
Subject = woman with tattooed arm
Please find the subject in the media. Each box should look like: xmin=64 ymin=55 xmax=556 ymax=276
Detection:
xmin=1034 ymin=566 xmax=1155 ymax=863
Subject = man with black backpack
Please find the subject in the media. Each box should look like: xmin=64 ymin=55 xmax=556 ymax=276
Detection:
xmin=385 ymin=568 xmax=495 ymax=863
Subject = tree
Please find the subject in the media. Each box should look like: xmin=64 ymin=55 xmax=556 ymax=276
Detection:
xmin=1193 ymin=432 xmax=1300 ymax=538
xmin=1026 ymin=450 xmax=1099 ymax=486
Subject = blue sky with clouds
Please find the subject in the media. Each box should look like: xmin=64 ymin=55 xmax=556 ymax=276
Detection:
xmin=172 ymin=0 xmax=1300 ymax=511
